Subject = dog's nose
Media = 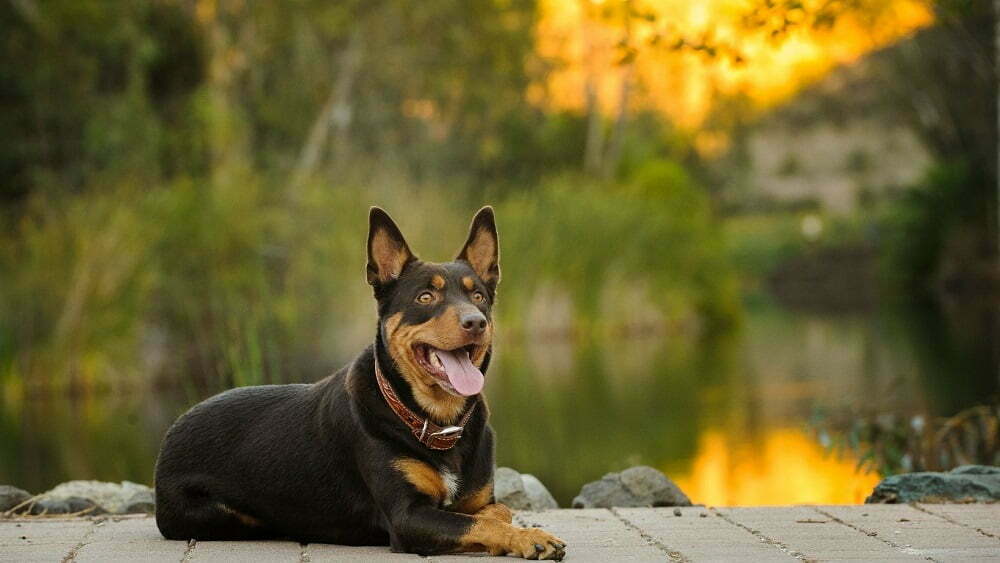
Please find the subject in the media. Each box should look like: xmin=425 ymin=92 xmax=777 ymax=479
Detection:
xmin=460 ymin=311 xmax=487 ymax=335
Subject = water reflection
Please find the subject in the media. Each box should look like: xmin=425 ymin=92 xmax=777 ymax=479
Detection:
xmin=1 ymin=303 xmax=995 ymax=505
xmin=674 ymin=429 xmax=880 ymax=506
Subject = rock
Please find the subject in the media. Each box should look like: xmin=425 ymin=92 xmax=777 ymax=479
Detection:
xmin=64 ymin=496 xmax=103 ymax=515
xmin=950 ymin=465 xmax=1000 ymax=476
xmin=494 ymin=467 xmax=558 ymax=511
xmin=572 ymin=466 xmax=692 ymax=508
xmin=494 ymin=468 xmax=528 ymax=508
xmin=39 ymin=481 xmax=155 ymax=514
xmin=122 ymin=490 xmax=155 ymax=514
xmin=520 ymin=474 xmax=558 ymax=510
xmin=30 ymin=498 xmax=70 ymax=515
xmin=866 ymin=466 xmax=1000 ymax=504
xmin=0 ymin=485 xmax=32 ymax=513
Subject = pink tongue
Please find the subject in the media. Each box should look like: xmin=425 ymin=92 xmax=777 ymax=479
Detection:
xmin=433 ymin=348 xmax=484 ymax=396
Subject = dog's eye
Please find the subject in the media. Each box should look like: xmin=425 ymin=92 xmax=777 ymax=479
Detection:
xmin=471 ymin=291 xmax=485 ymax=304
xmin=416 ymin=291 xmax=434 ymax=304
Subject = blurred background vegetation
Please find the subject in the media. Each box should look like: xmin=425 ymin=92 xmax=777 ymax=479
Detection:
xmin=0 ymin=0 xmax=997 ymax=504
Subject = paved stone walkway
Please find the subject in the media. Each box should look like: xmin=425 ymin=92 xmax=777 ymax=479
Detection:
xmin=2 ymin=505 xmax=999 ymax=562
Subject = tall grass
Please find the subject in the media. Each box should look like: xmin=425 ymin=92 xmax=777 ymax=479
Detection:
xmin=498 ymin=166 xmax=739 ymax=335
xmin=0 ymin=167 xmax=737 ymax=393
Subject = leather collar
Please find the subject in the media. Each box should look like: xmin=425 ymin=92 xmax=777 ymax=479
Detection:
xmin=373 ymin=349 xmax=476 ymax=450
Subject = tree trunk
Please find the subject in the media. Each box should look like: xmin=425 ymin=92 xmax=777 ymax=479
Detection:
xmin=289 ymin=28 xmax=362 ymax=197
xmin=995 ymin=0 xmax=1000 ymax=262
xmin=583 ymin=79 xmax=605 ymax=175
xmin=602 ymin=65 xmax=632 ymax=180
xmin=603 ymin=2 xmax=634 ymax=181
xmin=330 ymin=28 xmax=363 ymax=171
xmin=581 ymin=1 xmax=604 ymax=175
xmin=994 ymin=0 xmax=1000 ymax=387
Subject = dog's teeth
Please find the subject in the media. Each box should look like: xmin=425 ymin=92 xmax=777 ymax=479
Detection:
xmin=430 ymin=353 xmax=442 ymax=369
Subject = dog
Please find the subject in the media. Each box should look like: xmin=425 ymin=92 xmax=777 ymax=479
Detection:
xmin=154 ymin=206 xmax=566 ymax=560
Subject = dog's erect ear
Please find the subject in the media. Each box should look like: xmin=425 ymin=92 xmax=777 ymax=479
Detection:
xmin=367 ymin=207 xmax=415 ymax=286
xmin=457 ymin=206 xmax=500 ymax=288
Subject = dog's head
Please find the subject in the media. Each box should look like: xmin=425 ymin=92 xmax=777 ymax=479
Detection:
xmin=367 ymin=206 xmax=500 ymax=422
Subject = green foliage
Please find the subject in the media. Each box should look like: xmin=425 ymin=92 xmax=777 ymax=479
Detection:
xmin=0 ymin=170 xmax=737 ymax=390
xmin=499 ymin=164 xmax=739 ymax=331
xmin=1 ymin=0 xmax=545 ymax=202
xmin=0 ymin=0 xmax=738 ymax=392
xmin=0 ymin=184 xmax=157 ymax=389
xmin=0 ymin=1 xmax=205 ymax=200
xmin=879 ymin=160 xmax=987 ymax=293
xmin=815 ymin=404 xmax=1000 ymax=476
xmin=724 ymin=213 xmax=806 ymax=284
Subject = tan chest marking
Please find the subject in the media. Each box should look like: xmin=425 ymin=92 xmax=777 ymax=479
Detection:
xmin=393 ymin=457 xmax=460 ymax=505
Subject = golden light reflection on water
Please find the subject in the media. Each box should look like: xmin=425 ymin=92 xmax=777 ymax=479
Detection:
xmin=673 ymin=428 xmax=881 ymax=506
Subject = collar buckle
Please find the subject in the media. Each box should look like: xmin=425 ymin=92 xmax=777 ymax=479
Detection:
xmin=430 ymin=425 xmax=464 ymax=437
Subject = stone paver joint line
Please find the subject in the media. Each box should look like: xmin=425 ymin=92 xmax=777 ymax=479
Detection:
xmin=910 ymin=503 xmax=1000 ymax=542
xmin=810 ymin=506 xmax=936 ymax=562
xmin=60 ymin=517 xmax=103 ymax=563
xmin=180 ymin=538 xmax=196 ymax=562
xmin=710 ymin=507 xmax=807 ymax=560
xmin=608 ymin=507 xmax=688 ymax=562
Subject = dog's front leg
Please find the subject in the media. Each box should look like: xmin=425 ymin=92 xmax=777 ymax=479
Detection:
xmin=450 ymin=484 xmax=513 ymax=524
xmin=470 ymin=502 xmax=513 ymax=523
xmin=363 ymin=452 xmax=564 ymax=558
xmin=389 ymin=503 xmax=565 ymax=560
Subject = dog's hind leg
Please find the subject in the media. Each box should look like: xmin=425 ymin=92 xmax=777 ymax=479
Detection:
xmin=155 ymin=479 xmax=270 ymax=541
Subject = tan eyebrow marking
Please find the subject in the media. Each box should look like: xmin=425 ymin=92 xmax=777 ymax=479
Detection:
xmin=431 ymin=275 xmax=446 ymax=290
xmin=462 ymin=276 xmax=475 ymax=291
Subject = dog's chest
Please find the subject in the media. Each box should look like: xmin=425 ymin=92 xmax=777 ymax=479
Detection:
xmin=441 ymin=468 xmax=460 ymax=506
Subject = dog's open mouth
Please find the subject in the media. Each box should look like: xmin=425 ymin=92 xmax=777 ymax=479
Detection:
xmin=412 ymin=344 xmax=484 ymax=396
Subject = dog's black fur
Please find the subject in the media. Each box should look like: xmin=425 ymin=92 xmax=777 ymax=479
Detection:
xmin=154 ymin=207 xmax=565 ymax=559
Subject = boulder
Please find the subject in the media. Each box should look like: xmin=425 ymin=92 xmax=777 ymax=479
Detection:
xmin=866 ymin=465 xmax=1000 ymax=504
xmin=40 ymin=481 xmax=155 ymax=514
xmin=520 ymin=474 xmax=558 ymax=510
xmin=0 ymin=485 xmax=32 ymax=513
xmin=572 ymin=466 xmax=691 ymax=508
xmin=122 ymin=489 xmax=155 ymax=514
xmin=64 ymin=496 xmax=103 ymax=515
xmin=30 ymin=498 xmax=70 ymax=515
xmin=951 ymin=465 xmax=1000 ymax=476
xmin=494 ymin=467 xmax=558 ymax=511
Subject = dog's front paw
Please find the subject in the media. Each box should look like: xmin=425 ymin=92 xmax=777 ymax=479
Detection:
xmin=503 ymin=527 xmax=566 ymax=560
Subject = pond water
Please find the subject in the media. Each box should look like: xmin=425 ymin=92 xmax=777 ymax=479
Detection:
xmin=2 ymin=301 xmax=995 ymax=506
